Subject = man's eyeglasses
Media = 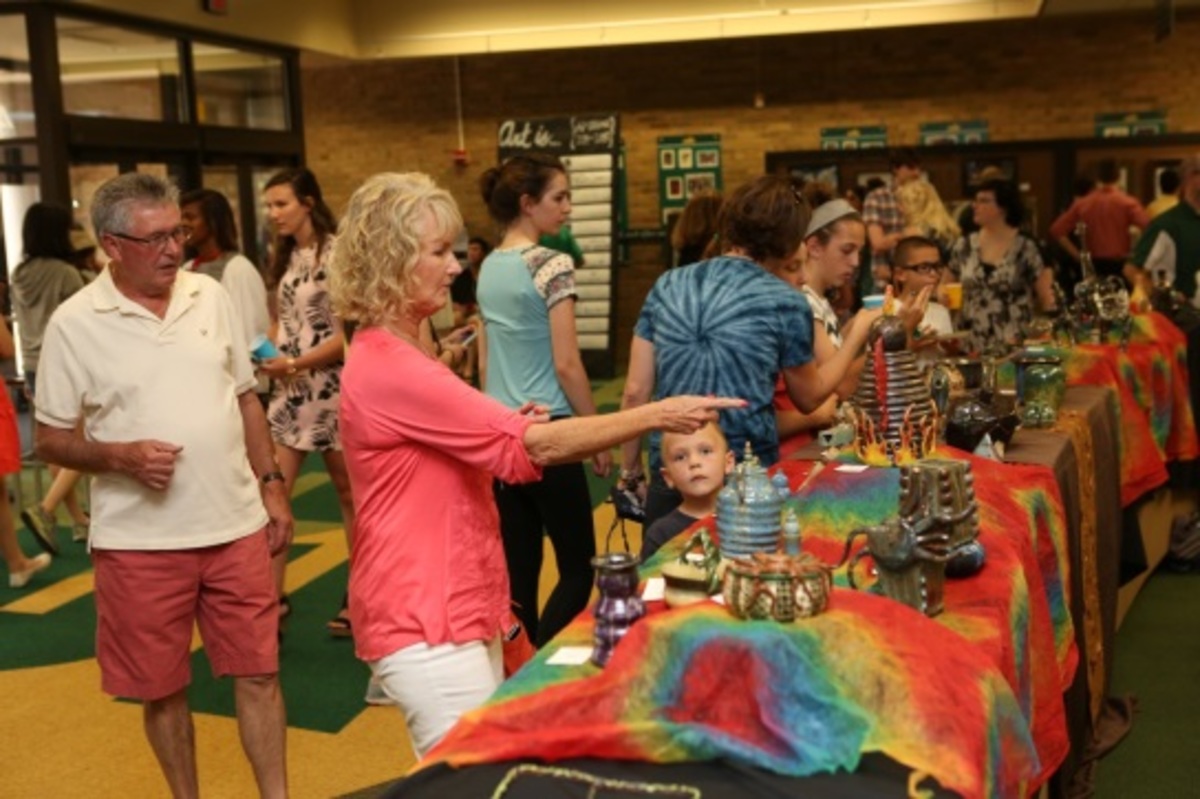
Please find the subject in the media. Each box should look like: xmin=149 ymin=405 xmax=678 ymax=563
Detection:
xmin=109 ymin=227 xmax=188 ymax=251
xmin=900 ymin=261 xmax=944 ymax=275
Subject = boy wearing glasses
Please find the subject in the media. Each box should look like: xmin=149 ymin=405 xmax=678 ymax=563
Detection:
xmin=893 ymin=236 xmax=955 ymax=359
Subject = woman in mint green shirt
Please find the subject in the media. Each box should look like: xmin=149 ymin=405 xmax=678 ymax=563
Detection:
xmin=476 ymin=154 xmax=611 ymax=646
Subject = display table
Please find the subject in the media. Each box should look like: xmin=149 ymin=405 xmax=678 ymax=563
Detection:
xmin=406 ymin=448 xmax=1076 ymax=798
xmin=1032 ymin=312 xmax=1198 ymax=507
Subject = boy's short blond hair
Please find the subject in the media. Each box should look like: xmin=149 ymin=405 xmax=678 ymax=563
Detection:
xmin=660 ymin=421 xmax=729 ymax=454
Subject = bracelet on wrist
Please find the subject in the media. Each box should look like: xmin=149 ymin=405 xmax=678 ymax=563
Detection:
xmin=286 ymin=358 xmax=298 ymax=376
xmin=260 ymin=470 xmax=285 ymax=486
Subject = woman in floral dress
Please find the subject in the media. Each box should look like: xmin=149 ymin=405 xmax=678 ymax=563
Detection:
xmin=259 ymin=167 xmax=355 ymax=634
xmin=950 ymin=179 xmax=1056 ymax=354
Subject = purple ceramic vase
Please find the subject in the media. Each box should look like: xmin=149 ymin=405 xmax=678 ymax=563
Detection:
xmin=590 ymin=552 xmax=645 ymax=667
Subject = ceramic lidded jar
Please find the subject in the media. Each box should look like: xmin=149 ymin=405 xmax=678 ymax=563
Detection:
xmin=715 ymin=443 xmax=791 ymax=560
xmin=1016 ymin=353 xmax=1066 ymax=428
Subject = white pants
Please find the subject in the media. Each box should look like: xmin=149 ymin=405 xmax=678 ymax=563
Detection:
xmin=370 ymin=636 xmax=503 ymax=759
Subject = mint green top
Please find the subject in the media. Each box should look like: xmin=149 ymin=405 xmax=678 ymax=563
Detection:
xmin=477 ymin=245 xmax=577 ymax=417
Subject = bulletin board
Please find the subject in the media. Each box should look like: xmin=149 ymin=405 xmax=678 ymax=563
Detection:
xmin=498 ymin=113 xmax=620 ymax=377
xmin=657 ymin=134 xmax=723 ymax=225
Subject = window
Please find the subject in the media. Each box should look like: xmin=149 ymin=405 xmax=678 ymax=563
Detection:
xmin=56 ymin=17 xmax=184 ymax=122
xmin=0 ymin=15 xmax=34 ymax=139
xmin=194 ymin=44 xmax=287 ymax=131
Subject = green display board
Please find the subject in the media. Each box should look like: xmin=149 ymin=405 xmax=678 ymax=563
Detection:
xmin=919 ymin=119 xmax=989 ymax=145
xmin=1095 ymin=110 xmax=1167 ymax=138
xmin=657 ymin=134 xmax=723 ymax=224
xmin=820 ymin=125 xmax=887 ymax=151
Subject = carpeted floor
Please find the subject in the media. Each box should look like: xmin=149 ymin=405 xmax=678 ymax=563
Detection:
xmin=3 ymin=375 xmax=1197 ymax=797
xmin=1094 ymin=568 xmax=1200 ymax=797
xmin=0 ymin=379 xmax=631 ymax=798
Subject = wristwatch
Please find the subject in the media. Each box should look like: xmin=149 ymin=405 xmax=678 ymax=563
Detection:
xmin=260 ymin=470 xmax=285 ymax=486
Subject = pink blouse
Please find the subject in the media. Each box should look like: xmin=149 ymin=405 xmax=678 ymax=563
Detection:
xmin=340 ymin=327 xmax=542 ymax=662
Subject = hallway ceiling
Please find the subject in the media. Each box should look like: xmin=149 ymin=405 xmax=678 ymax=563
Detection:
xmin=46 ymin=0 xmax=1200 ymax=61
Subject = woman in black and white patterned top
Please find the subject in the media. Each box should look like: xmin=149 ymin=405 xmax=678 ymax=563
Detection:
xmin=950 ymin=180 xmax=1056 ymax=354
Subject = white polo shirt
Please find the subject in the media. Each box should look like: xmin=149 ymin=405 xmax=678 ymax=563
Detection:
xmin=36 ymin=268 xmax=268 ymax=551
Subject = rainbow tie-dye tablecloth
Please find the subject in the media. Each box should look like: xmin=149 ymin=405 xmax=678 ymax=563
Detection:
xmin=423 ymin=454 xmax=1076 ymax=798
xmin=1028 ymin=312 xmax=1197 ymax=505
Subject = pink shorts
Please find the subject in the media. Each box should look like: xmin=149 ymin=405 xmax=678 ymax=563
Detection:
xmin=92 ymin=529 xmax=278 ymax=701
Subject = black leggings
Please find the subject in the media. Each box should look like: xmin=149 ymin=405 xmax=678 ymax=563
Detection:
xmin=494 ymin=461 xmax=595 ymax=647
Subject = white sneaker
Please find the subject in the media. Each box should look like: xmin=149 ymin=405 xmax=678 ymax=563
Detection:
xmin=9 ymin=553 xmax=52 ymax=588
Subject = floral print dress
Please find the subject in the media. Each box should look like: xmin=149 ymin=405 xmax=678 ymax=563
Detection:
xmin=268 ymin=240 xmax=342 ymax=451
xmin=951 ymin=231 xmax=1045 ymax=354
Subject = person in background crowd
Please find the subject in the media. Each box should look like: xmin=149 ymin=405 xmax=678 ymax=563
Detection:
xmin=1050 ymin=158 xmax=1150 ymax=280
xmin=892 ymin=235 xmax=956 ymax=365
xmin=476 ymin=154 xmax=609 ymax=647
xmin=670 ymin=191 xmax=723 ymax=268
xmin=951 ymin=179 xmax=1056 ymax=353
xmin=538 ymin=222 xmax=585 ymax=267
xmin=1147 ymin=167 xmax=1181 ymax=219
xmin=897 ymin=180 xmax=960 ymax=262
xmin=1126 ymin=154 xmax=1200 ymax=302
xmin=863 ymin=148 xmax=922 ymax=290
xmin=10 ymin=202 xmax=90 ymax=551
xmin=621 ymin=176 xmax=880 ymax=530
xmin=451 ymin=236 xmax=489 ymax=325
xmin=1 ymin=317 xmax=52 ymax=587
xmin=35 ymin=172 xmax=292 ymax=798
xmin=180 ymin=188 xmax=270 ymax=352
xmin=956 ymin=165 xmax=1010 ymax=238
xmin=329 ymin=170 xmax=742 ymax=757
xmin=257 ymin=167 xmax=356 ymax=637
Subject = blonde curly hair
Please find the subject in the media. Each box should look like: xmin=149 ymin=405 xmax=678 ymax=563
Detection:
xmin=896 ymin=180 xmax=959 ymax=245
xmin=330 ymin=172 xmax=463 ymax=327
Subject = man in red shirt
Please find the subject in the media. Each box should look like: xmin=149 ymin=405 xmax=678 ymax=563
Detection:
xmin=1050 ymin=158 xmax=1151 ymax=279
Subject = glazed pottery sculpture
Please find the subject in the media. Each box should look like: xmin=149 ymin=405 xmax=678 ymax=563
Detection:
xmin=715 ymin=444 xmax=792 ymax=559
xmin=944 ymin=394 xmax=1019 ymax=459
xmin=590 ymin=552 xmax=645 ymax=667
xmin=900 ymin=459 xmax=984 ymax=578
xmin=849 ymin=306 xmax=939 ymax=466
xmin=722 ymin=552 xmax=833 ymax=622
xmin=841 ymin=467 xmax=977 ymax=616
xmin=661 ymin=528 xmax=722 ymax=608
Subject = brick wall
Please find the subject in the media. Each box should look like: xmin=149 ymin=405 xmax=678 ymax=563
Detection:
xmin=302 ymin=9 xmax=1199 ymax=369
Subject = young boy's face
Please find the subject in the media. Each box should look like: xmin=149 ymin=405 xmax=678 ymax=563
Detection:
xmin=660 ymin=425 xmax=735 ymax=500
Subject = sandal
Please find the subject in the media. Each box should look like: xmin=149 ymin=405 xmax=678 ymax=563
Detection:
xmin=326 ymin=613 xmax=352 ymax=638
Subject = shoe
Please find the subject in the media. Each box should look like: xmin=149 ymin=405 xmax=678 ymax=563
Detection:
xmin=72 ymin=519 xmax=90 ymax=543
xmin=326 ymin=613 xmax=353 ymax=638
xmin=364 ymin=677 xmax=394 ymax=706
xmin=9 ymin=553 xmax=52 ymax=588
xmin=20 ymin=505 xmax=59 ymax=556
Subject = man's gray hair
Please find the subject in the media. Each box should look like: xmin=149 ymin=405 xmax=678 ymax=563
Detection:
xmin=90 ymin=172 xmax=180 ymax=238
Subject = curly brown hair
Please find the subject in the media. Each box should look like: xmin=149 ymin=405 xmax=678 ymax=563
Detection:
xmin=715 ymin=176 xmax=809 ymax=263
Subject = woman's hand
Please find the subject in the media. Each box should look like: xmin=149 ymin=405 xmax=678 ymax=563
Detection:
xmin=257 ymin=356 xmax=295 ymax=380
xmin=517 ymin=401 xmax=551 ymax=424
xmin=592 ymin=449 xmax=613 ymax=477
xmin=655 ymin=396 xmax=747 ymax=434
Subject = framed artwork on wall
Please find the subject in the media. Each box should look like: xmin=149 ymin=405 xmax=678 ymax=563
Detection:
xmin=790 ymin=163 xmax=839 ymax=190
xmin=962 ymin=157 xmax=1017 ymax=195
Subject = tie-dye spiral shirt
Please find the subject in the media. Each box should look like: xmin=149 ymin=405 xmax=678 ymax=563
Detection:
xmin=634 ymin=256 xmax=814 ymax=471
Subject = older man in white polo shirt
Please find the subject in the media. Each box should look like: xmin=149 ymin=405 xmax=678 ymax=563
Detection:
xmin=35 ymin=173 xmax=293 ymax=799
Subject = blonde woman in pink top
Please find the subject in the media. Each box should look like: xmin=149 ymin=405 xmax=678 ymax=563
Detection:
xmin=330 ymin=172 xmax=743 ymax=759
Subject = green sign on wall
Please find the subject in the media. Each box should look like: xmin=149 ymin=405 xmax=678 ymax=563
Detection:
xmin=1095 ymin=110 xmax=1167 ymax=138
xmin=820 ymin=125 xmax=887 ymax=151
xmin=919 ymin=119 xmax=989 ymax=145
xmin=657 ymin=134 xmax=723 ymax=224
